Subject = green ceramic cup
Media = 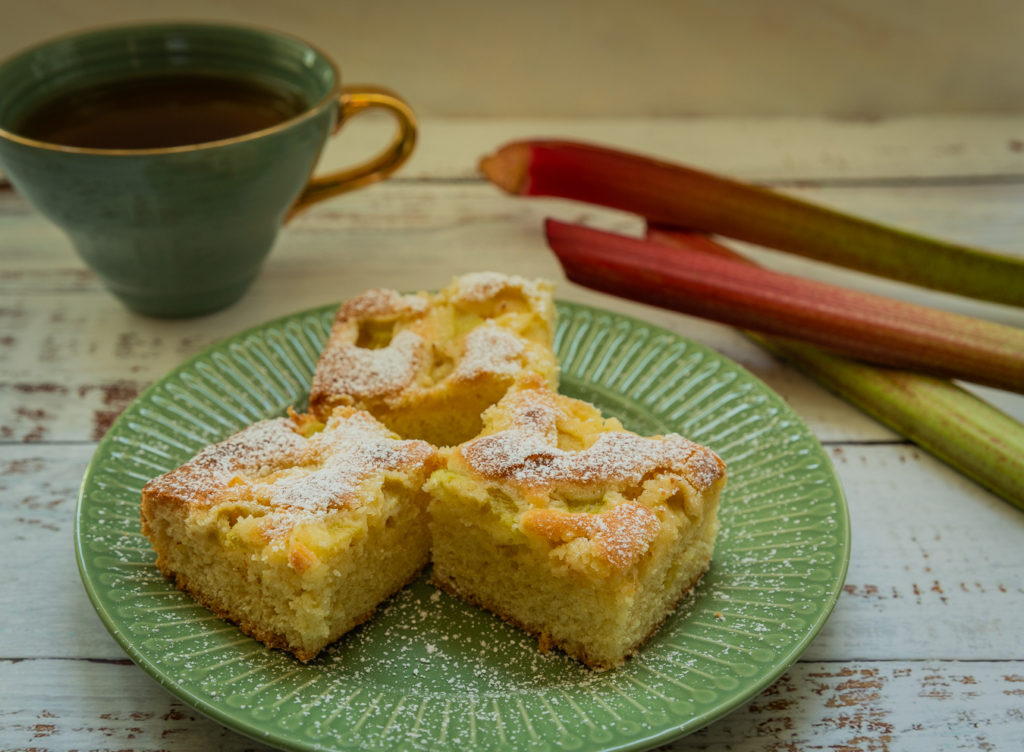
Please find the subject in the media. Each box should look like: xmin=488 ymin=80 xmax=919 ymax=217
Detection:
xmin=0 ymin=23 xmax=417 ymax=317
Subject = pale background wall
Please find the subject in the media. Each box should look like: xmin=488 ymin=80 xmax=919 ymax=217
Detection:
xmin=1 ymin=0 xmax=1023 ymax=118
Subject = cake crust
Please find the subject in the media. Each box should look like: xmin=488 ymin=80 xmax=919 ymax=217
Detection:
xmin=430 ymin=565 xmax=710 ymax=670
xmin=141 ymin=407 xmax=440 ymax=661
xmin=139 ymin=273 xmax=728 ymax=670
xmin=308 ymin=272 xmax=559 ymax=446
xmin=426 ymin=383 xmax=726 ymax=669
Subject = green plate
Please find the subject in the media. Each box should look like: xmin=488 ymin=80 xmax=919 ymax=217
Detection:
xmin=76 ymin=301 xmax=850 ymax=751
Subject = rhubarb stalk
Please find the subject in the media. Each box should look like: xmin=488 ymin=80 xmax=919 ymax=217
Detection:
xmin=482 ymin=140 xmax=1024 ymax=307
xmin=545 ymin=219 xmax=1024 ymax=394
xmin=647 ymin=225 xmax=1024 ymax=510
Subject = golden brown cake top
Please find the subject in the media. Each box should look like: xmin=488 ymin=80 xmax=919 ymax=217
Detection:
xmin=311 ymin=288 xmax=431 ymax=402
xmin=309 ymin=272 xmax=557 ymax=416
xmin=143 ymin=407 xmax=437 ymax=537
xmin=452 ymin=321 xmax=527 ymax=380
xmin=453 ymin=385 xmax=725 ymax=498
xmin=440 ymin=384 xmax=726 ymax=572
xmin=445 ymin=271 xmax=552 ymax=311
xmin=519 ymin=501 xmax=662 ymax=570
xmin=338 ymin=286 xmax=429 ymax=321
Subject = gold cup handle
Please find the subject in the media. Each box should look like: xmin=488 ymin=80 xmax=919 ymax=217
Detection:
xmin=289 ymin=85 xmax=418 ymax=217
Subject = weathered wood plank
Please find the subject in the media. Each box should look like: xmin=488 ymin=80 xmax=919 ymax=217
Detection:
xmin=6 ymin=178 xmax=1024 ymax=281
xmin=6 ymin=175 xmax=1024 ymax=353
xmin=801 ymin=443 xmax=1024 ymax=662
xmin=5 ymin=179 xmax=1024 ymax=334
xmin=327 ymin=115 xmax=1024 ymax=182
xmin=679 ymin=661 xmax=1024 ymax=751
xmin=3 ymin=180 xmax=1024 ymax=444
xmin=0 ymin=293 xmax=902 ymax=445
xmin=0 ymin=659 xmax=275 ymax=751
xmin=0 ymin=445 xmax=126 ymax=661
xmin=0 ymin=659 xmax=1020 ymax=751
xmin=2 ymin=330 xmax=1018 ymax=448
xmin=4 ymin=443 xmax=1021 ymax=662
xmin=8 ymin=116 xmax=1024 ymax=187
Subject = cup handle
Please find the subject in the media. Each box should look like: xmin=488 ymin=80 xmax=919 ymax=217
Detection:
xmin=288 ymin=85 xmax=418 ymax=218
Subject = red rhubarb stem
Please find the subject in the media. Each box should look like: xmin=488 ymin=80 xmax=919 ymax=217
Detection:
xmin=545 ymin=219 xmax=1024 ymax=394
xmin=482 ymin=140 xmax=1024 ymax=307
xmin=646 ymin=224 xmax=1024 ymax=510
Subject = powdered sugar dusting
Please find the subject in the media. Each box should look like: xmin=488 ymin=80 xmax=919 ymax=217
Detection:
xmin=522 ymin=501 xmax=661 ymax=569
xmin=310 ymin=274 xmax=556 ymax=426
xmin=262 ymin=414 xmax=431 ymax=516
xmin=685 ymin=446 xmax=728 ymax=491
xmin=448 ymin=271 xmax=545 ymax=306
xmin=453 ymin=321 xmax=525 ymax=380
xmin=298 ymin=412 xmax=429 ymax=504
xmin=461 ymin=390 xmax=724 ymax=492
xmin=336 ymin=288 xmax=428 ymax=321
xmin=311 ymin=289 xmax=430 ymax=412
xmin=143 ymin=418 xmax=306 ymax=501
xmin=144 ymin=410 xmax=436 ymax=535
xmin=588 ymin=502 xmax=660 ymax=568
xmin=315 ymin=330 xmax=426 ymax=399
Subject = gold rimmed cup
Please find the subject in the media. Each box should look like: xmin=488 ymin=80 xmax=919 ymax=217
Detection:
xmin=0 ymin=22 xmax=417 ymax=317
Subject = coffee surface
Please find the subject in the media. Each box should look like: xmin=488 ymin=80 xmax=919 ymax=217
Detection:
xmin=14 ymin=73 xmax=308 ymax=149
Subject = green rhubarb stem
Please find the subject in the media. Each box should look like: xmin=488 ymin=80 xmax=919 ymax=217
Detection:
xmin=768 ymin=344 xmax=1024 ymax=510
xmin=646 ymin=225 xmax=1024 ymax=510
xmin=545 ymin=218 xmax=1024 ymax=393
xmin=481 ymin=139 xmax=1024 ymax=307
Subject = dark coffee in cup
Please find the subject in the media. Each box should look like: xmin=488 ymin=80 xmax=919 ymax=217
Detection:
xmin=14 ymin=73 xmax=309 ymax=149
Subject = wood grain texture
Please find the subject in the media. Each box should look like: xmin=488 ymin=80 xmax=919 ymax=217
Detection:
xmin=3 ymin=116 xmax=1024 ymax=750
xmin=3 ymin=175 xmax=1024 ymax=445
xmin=324 ymin=115 xmax=1024 ymax=181
xmin=0 ymin=660 xmax=1020 ymax=751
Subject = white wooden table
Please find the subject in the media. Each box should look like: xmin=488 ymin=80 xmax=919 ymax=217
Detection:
xmin=2 ymin=116 xmax=1023 ymax=750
